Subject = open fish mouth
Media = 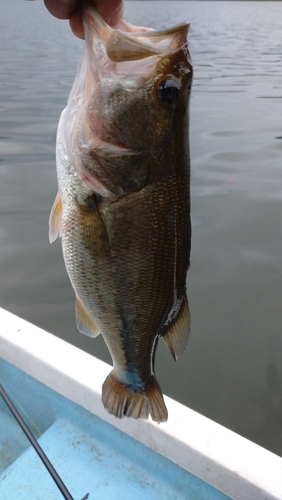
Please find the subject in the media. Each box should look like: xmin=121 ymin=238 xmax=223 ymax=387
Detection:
xmin=83 ymin=3 xmax=189 ymax=64
xmin=64 ymin=5 xmax=192 ymax=196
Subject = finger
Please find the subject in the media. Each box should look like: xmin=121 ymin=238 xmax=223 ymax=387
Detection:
xmin=44 ymin=0 xmax=81 ymax=20
xmin=69 ymin=8 xmax=85 ymax=39
xmin=69 ymin=0 xmax=124 ymax=39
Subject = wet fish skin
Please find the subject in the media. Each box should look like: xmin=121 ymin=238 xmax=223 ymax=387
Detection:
xmin=49 ymin=5 xmax=192 ymax=422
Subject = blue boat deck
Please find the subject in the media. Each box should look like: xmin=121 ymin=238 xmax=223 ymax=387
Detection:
xmin=0 ymin=359 xmax=231 ymax=500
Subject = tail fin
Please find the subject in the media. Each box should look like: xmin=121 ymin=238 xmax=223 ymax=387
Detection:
xmin=102 ymin=370 xmax=168 ymax=423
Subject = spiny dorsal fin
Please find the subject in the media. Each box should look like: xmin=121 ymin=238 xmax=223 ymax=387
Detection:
xmin=102 ymin=370 xmax=168 ymax=423
xmin=75 ymin=297 xmax=100 ymax=338
xmin=162 ymin=297 xmax=190 ymax=361
xmin=49 ymin=191 xmax=63 ymax=243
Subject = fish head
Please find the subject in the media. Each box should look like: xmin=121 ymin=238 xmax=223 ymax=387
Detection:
xmin=65 ymin=7 xmax=193 ymax=195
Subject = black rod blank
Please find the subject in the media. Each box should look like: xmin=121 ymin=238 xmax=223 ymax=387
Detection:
xmin=0 ymin=384 xmax=74 ymax=500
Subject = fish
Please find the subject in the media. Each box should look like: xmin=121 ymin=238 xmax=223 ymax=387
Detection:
xmin=49 ymin=3 xmax=193 ymax=423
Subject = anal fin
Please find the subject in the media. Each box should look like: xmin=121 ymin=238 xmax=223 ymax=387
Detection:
xmin=49 ymin=191 xmax=63 ymax=243
xmin=75 ymin=297 xmax=100 ymax=338
xmin=102 ymin=370 xmax=168 ymax=423
xmin=162 ymin=296 xmax=190 ymax=361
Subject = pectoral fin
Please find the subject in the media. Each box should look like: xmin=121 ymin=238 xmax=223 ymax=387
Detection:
xmin=162 ymin=297 xmax=190 ymax=361
xmin=49 ymin=191 xmax=63 ymax=243
xmin=75 ymin=297 xmax=100 ymax=338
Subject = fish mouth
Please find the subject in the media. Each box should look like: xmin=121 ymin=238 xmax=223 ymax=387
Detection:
xmin=83 ymin=5 xmax=190 ymax=66
xmin=79 ymin=9 xmax=191 ymax=158
xmin=73 ymin=5 xmax=192 ymax=196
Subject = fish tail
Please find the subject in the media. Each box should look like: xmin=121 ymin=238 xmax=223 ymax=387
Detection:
xmin=102 ymin=370 xmax=168 ymax=423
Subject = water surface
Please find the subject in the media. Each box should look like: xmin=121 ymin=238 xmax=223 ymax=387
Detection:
xmin=0 ymin=0 xmax=281 ymax=456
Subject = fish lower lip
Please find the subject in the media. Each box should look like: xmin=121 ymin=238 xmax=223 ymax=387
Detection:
xmin=88 ymin=119 xmax=133 ymax=151
xmin=97 ymin=141 xmax=134 ymax=154
xmin=86 ymin=131 xmax=134 ymax=154
xmin=114 ymin=141 xmax=130 ymax=149
xmin=103 ymin=136 xmax=132 ymax=151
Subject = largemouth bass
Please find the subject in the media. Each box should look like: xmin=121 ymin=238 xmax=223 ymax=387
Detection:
xmin=49 ymin=4 xmax=193 ymax=422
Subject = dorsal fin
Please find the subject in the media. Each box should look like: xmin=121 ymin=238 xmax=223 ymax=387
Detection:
xmin=75 ymin=297 xmax=100 ymax=338
xmin=49 ymin=191 xmax=63 ymax=243
xmin=162 ymin=297 xmax=190 ymax=361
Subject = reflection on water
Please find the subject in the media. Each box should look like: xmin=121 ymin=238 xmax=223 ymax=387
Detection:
xmin=0 ymin=1 xmax=281 ymax=456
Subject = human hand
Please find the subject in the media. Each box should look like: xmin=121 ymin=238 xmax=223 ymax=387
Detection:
xmin=44 ymin=0 xmax=124 ymax=39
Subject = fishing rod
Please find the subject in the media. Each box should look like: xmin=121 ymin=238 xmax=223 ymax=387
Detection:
xmin=0 ymin=384 xmax=89 ymax=500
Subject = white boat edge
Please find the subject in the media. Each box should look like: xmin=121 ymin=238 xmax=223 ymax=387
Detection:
xmin=0 ymin=306 xmax=281 ymax=500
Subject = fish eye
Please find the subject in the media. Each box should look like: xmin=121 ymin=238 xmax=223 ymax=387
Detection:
xmin=157 ymin=79 xmax=180 ymax=105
